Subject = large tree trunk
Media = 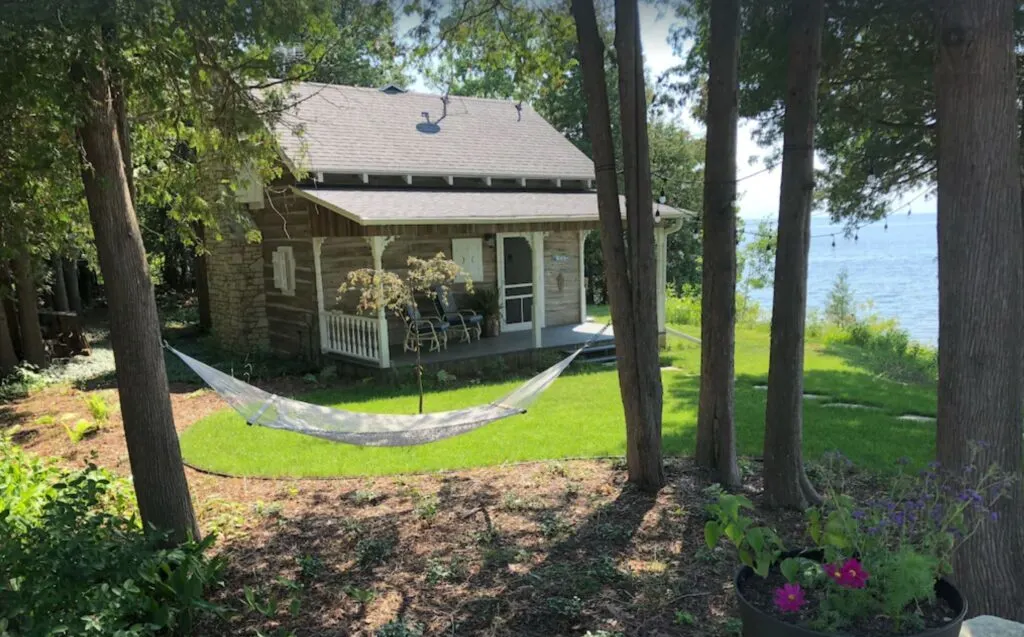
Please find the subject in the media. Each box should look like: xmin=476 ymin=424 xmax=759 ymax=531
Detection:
xmin=762 ymin=0 xmax=824 ymax=510
xmin=571 ymin=0 xmax=664 ymax=491
xmin=63 ymin=258 xmax=82 ymax=314
xmin=696 ymin=0 xmax=741 ymax=488
xmin=935 ymin=0 xmax=1024 ymax=620
xmin=0 ymin=295 xmax=17 ymax=377
xmin=77 ymin=59 xmax=199 ymax=544
xmin=195 ymin=225 xmax=212 ymax=332
xmin=13 ymin=250 xmax=46 ymax=368
xmin=52 ymin=256 xmax=69 ymax=312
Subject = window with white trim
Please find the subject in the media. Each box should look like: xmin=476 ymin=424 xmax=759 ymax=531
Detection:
xmin=272 ymin=246 xmax=296 ymax=295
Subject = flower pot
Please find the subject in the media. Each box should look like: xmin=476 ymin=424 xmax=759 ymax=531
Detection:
xmin=734 ymin=551 xmax=966 ymax=637
xmin=483 ymin=315 xmax=500 ymax=338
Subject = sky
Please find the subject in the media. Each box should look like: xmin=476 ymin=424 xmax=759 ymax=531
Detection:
xmin=407 ymin=5 xmax=934 ymax=221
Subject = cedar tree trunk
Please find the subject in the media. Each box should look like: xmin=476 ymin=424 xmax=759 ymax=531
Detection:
xmin=63 ymin=258 xmax=82 ymax=313
xmin=13 ymin=250 xmax=46 ymax=368
xmin=696 ymin=0 xmax=742 ymax=487
xmin=571 ymin=0 xmax=664 ymax=491
xmin=52 ymin=256 xmax=69 ymax=312
xmin=935 ymin=0 xmax=1024 ymax=619
xmin=763 ymin=0 xmax=824 ymax=509
xmin=0 ymin=298 xmax=17 ymax=377
xmin=77 ymin=59 xmax=199 ymax=544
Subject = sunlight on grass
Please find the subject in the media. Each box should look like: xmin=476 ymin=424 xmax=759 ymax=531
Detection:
xmin=180 ymin=325 xmax=937 ymax=478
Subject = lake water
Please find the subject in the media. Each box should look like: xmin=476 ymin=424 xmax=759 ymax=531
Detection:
xmin=744 ymin=212 xmax=938 ymax=345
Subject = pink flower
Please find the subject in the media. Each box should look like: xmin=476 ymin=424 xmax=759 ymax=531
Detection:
xmin=774 ymin=583 xmax=806 ymax=613
xmin=823 ymin=558 xmax=870 ymax=589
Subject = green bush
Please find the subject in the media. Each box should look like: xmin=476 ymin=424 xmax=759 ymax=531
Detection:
xmin=665 ymin=287 xmax=762 ymax=328
xmin=0 ymin=432 xmax=224 ymax=636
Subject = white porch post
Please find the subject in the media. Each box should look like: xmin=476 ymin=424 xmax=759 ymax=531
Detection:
xmin=578 ymin=230 xmax=588 ymax=323
xmin=531 ymin=231 xmax=545 ymax=348
xmin=369 ymin=236 xmax=392 ymax=368
xmin=655 ymin=227 xmax=668 ymax=334
xmin=312 ymin=238 xmax=328 ymax=353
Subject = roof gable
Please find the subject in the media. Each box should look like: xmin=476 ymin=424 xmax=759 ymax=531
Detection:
xmin=272 ymin=82 xmax=596 ymax=182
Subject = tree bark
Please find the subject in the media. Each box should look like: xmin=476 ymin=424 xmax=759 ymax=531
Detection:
xmin=13 ymin=250 xmax=46 ymax=368
xmin=76 ymin=59 xmax=199 ymax=544
xmin=696 ymin=0 xmax=742 ymax=488
xmin=935 ymin=0 xmax=1024 ymax=620
xmin=0 ymin=294 xmax=17 ymax=377
xmin=52 ymin=256 xmax=69 ymax=312
xmin=763 ymin=0 xmax=824 ymax=510
xmin=63 ymin=258 xmax=82 ymax=314
xmin=571 ymin=0 xmax=664 ymax=491
xmin=195 ymin=225 xmax=212 ymax=331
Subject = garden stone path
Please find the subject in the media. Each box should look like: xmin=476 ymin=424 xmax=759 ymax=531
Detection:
xmin=821 ymin=402 xmax=883 ymax=411
xmin=961 ymin=616 xmax=1024 ymax=637
xmin=752 ymin=385 xmax=831 ymax=401
xmin=897 ymin=414 xmax=936 ymax=423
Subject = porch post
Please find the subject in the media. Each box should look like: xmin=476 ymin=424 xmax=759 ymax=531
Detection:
xmin=578 ymin=230 xmax=587 ymax=323
xmin=369 ymin=236 xmax=391 ymax=368
xmin=312 ymin=238 xmax=328 ymax=353
xmin=531 ymin=231 xmax=545 ymax=348
xmin=655 ymin=227 xmax=667 ymax=334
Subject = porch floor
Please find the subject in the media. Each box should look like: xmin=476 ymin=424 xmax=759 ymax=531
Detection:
xmin=391 ymin=321 xmax=614 ymax=367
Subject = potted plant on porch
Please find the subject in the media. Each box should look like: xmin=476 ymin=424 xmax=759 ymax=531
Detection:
xmin=474 ymin=286 xmax=502 ymax=338
xmin=704 ymin=446 xmax=1011 ymax=637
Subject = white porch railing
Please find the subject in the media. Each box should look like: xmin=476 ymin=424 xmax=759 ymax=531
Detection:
xmin=322 ymin=311 xmax=380 ymax=363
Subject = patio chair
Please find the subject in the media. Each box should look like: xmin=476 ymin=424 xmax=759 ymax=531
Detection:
xmin=404 ymin=302 xmax=449 ymax=353
xmin=433 ymin=286 xmax=483 ymax=343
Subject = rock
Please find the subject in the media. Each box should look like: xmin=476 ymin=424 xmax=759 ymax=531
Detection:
xmin=961 ymin=616 xmax=1024 ymax=637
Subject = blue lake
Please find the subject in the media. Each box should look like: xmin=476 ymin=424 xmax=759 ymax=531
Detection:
xmin=744 ymin=212 xmax=938 ymax=345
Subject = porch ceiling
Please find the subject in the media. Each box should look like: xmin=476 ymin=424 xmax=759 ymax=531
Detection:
xmin=293 ymin=187 xmax=690 ymax=226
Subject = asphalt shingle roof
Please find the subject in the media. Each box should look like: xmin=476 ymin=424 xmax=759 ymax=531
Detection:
xmin=294 ymin=187 xmax=688 ymax=225
xmin=273 ymin=83 xmax=596 ymax=180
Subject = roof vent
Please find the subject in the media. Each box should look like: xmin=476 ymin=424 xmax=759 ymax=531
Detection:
xmin=379 ymin=84 xmax=406 ymax=95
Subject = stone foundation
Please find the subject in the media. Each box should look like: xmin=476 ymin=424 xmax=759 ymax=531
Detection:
xmin=207 ymin=237 xmax=268 ymax=353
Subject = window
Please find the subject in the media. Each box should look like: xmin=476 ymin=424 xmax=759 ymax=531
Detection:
xmin=272 ymin=246 xmax=295 ymax=295
xmin=451 ymin=238 xmax=484 ymax=283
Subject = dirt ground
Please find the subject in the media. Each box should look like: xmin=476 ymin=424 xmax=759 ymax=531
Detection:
xmin=2 ymin=383 xmax=812 ymax=637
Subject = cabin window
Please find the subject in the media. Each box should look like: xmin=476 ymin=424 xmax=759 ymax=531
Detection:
xmin=451 ymin=238 xmax=484 ymax=283
xmin=272 ymin=246 xmax=296 ymax=296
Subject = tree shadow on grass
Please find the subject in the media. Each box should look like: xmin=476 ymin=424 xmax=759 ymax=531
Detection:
xmin=661 ymin=367 xmax=936 ymax=470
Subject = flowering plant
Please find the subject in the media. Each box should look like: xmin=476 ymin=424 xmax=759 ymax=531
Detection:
xmin=705 ymin=445 xmax=1011 ymax=634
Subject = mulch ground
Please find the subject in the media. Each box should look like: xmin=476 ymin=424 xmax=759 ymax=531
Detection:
xmin=2 ymin=383 xmax=815 ymax=636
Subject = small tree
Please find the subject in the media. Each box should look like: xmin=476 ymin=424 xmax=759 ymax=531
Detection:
xmin=341 ymin=253 xmax=469 ymax=413
xmin=824 ymin=268 xmax=856 ymax=328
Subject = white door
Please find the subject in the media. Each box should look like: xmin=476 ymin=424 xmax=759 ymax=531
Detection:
xmin=497 ymin=235 xmax=533 ymax=331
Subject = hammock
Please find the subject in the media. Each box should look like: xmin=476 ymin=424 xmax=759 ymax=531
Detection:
xmin=167 ymin=329 xmax=606 ymax=447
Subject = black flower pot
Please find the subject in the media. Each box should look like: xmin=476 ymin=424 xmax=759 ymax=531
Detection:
xmin=734 ymin=551 xmax=966 ymax=637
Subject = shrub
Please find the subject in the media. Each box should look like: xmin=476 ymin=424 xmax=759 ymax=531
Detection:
xmin=0 ymin=364 xmax=46 ymax=401
xmin=64 ymin=418 xmax=100 ymax=443
xmin=85 ymin=393 xmax=111 ymax=424
xmin=0 ymin=432 xmax=224 ymax=635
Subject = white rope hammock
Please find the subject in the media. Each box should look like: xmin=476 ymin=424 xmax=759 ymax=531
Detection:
xmin=168 ymin=331 xmax=605 ymax=447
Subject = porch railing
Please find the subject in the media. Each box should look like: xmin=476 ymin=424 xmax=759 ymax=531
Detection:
xmin=322 ymin=311 xmax=380 ymax=363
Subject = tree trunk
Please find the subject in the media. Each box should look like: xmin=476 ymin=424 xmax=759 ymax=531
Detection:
xmin=762 ymin=0 xmax=824 ymax=510
xmin=195 ymin=225 xmax=212 ymax=331
xmin=0 ymin=296 xmax=17 ymax=377
xmin=13 ymin=250 xmax=46 ymax=368
xmin=696 ymin=0 xmax=742 ymax=488
xmin=76 ymin=59 xmax=199 ymax=544
xmin=572 ymin=0 xmax=664 ymax=491
xmin=935 ymin=0 xmax=1024 ymax=620
xmin=52 ymin=256 xmax=69 ymax=312
xmin=63 ymin=258 xmax=82 ymax=314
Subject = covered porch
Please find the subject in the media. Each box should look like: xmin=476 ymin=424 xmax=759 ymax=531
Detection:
xmin=297 ymin=187 xmax=683 ymax=369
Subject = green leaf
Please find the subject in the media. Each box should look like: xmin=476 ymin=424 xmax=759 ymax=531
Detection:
xmin=780 ymin=558 xmax=800 ymax=582
xmin=746 ymin=527 xmax=765 ymax=553
xmin=704 ymin=521 xmax=721 ymax=549
xmin=754 ymin=557 xmax=771 ymax=578
xmin=738 ymin=549 xmax=754 ymax=569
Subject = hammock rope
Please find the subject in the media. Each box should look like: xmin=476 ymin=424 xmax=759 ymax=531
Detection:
xmin=167 ymin=325 xmax=609 ymax=447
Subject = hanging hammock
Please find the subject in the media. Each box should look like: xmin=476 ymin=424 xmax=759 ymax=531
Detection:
xmin=167 ymin=328 xmax=607 ymax=447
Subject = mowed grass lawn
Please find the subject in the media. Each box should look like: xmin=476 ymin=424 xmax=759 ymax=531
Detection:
xmin=179 ymin=324 xmax=938 ymax=478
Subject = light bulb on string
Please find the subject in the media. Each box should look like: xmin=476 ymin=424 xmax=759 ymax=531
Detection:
xmin=831 ymin=234 xmax=836 ymax=248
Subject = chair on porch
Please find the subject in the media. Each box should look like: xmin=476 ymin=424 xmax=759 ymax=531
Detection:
xmin=433 ymin=286 xmax=483 ymax=343
xmin=404 ymin=302 xmax=449 ymax=353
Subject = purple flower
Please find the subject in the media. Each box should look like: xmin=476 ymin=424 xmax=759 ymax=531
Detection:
xmin=852 ymin=509 xmax=866 ymax=520
xmin=990 ymin=511 xmax=1000 ymax=522
xmin=824 ymin=559 xmax=870 ymax=589
xmin=774 ymin=583 xmax=806 ymax=613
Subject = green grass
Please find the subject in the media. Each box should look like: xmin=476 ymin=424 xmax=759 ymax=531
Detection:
xmin=180 ymin=323 xmax=937 ymax=478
